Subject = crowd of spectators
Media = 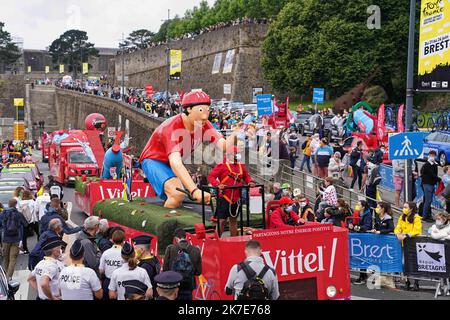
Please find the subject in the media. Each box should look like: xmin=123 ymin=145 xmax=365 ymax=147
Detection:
xmin=117 ymin=18 xmax=270 ymax=55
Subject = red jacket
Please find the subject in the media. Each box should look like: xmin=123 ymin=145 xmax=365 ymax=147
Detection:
xmin=207 ymin=161 xmax=253 ymax=204
xmin=269 ymin=207 xmax=301 ymax=229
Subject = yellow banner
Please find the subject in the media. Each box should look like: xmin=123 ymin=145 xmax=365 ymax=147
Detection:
xmin=27 ymin=66 xmax=31 ymax=73
xmin=418 ymin=0 xmax=450 ymax=90
xmin=82 ymin=63 xmax=89 ymax=75
xmin=45 ymin=66 xmax=50 ymax=74
xmin=170 ymin=50 xmax=182 ymax=80
xmin=14 ymin=99 xmax=24 ymax=107
xmin=59 ymin=64 xmax=64 ymax=74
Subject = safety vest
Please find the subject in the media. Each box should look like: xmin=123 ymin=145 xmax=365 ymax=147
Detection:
xmin=219 ymin=162 xmax=244 ymax=204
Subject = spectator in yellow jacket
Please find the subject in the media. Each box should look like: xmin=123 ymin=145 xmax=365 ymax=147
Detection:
xmin=394 ymin=202 xmax=422 ymax=240
xmin=394 ymin=201 xmax=422 ymax=291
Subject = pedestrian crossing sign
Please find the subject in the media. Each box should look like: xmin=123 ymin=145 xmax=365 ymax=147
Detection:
xmin=388 ymin=132 xmax=425 ymax=160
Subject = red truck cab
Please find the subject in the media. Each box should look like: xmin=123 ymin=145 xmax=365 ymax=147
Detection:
xmin=49 ymin=131 xmax=101 ymax=186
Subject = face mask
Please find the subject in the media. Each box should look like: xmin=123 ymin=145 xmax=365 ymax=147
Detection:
xmin=235 ymin=154 xmax=242 ymax=162
xmin=436 ymin=220 xmax=444 ymax=227
xmin=375 ymin=207 xmax=381 ymax=214
xmin=355 ymin=205 xmax=362 ymax=212
xmin=429 ymin=157 xmax=436 ymax=163
xmin=403 ymin=208 xmax=409 ymax=215
xmin=285 ymin=206 xmax=293 ymax=213
xmin=299 ymin=202 xmax=307 ymax=208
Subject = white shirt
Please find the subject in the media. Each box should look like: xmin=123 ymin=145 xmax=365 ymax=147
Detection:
xmin=19 ymin=199 xmax=38 ymax=223
xmin=99 ymin=245 xmax=123 ymax=279
xmin=32 ymin=257 xmax=65 ymax=300
xmin=59 ymin=264 xmax=102 ymax=300
xmin=36 ymin=193 xmax=51 ymax=220
xmin=108 ymin=263 xmax=152 ymax=300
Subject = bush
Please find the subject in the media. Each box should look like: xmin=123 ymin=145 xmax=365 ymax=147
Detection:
xmin=74 ymin=176 xmax=100 ymax=195
xmin=361 ymin=86 xmax=388 ymax=108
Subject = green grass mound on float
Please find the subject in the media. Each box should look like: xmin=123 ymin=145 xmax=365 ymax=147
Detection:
xmin=93 ymin=198 xmax=264 ymax=255
xmin=75 ymin=176 xmax=101 ymax=195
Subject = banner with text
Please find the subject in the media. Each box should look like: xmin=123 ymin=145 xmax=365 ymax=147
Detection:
xmin=418 ymin=0 xmax=450 ymax=91
xmin=349 ymin=233 xmax=403 ymax=273
xmin=404 ymin=237 xmax=450 ymax=278
xmin=170 ymin=50 xmax=182 ymax=80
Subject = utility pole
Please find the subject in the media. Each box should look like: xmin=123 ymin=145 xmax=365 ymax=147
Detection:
xmin=122 ymin=32 xmax=125 ymax=102
xmin=80 ymin=39 xmax=83 ymax=89
xmin=162 ymin=9 xmax=171 ymax=107
xmin=404 ymin=0 xmax=416 ymax=202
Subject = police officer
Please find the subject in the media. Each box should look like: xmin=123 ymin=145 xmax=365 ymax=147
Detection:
xmin=225 ymin=240 xmax=279 ymax=300
xmin=108 ymin=242 xmax=152 ymax=300
xmin=122 ymin=280 xmax=148 ymax=300
xmin=154 ymin=271 xmax=183 ymax=300
xmin=132 ymin=235 xmax=161 ymax=297
xmin=99 ymin=229 xmax=125 ymax=300
xmin=27 ymin=237 xmax=66 ymax=300
xmin=58 ymin=239 xmax=103 ymax=300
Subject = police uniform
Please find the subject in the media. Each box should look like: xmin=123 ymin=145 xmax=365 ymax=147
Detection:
xmin=99 ymin=244 xmax=123 ymax=299
xmin=225 ymin=256 xmax=280 ymax=300
xmin=31 ymin=237 xmax=66 ymax=300
xmin=59 ymin=240 xmax=102 ymax=300
xmin=108 ymin=243 xmax=152 ymax=300
xmin=123 ymin=280 xmax=148 ymax=300
xmin=154 ymin=271 xmax=183 ymax=301
xmin=132 ymin=235 xmax=161 ymax=297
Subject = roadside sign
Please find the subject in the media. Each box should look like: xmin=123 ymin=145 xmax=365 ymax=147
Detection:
xmin=107 ymin=127 xmax=116 ymax=139
xmin=389 ymin=132 xmax=425 ymax=160
xmin=312 ymin=88 xmax=325 ymax=104
xmin=256 ymin=94 xmax=273 ymax=117
xmin=14 ymin=99 xmax=24 ymax=107
xmin=224 ymin=84 xmax=232 ymax=95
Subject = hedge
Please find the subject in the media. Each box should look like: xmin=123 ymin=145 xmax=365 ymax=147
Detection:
xmin=74 ymin=176 xmax=101 ymax=195
xmin=93 ymin=198 xmax=264 ymax=255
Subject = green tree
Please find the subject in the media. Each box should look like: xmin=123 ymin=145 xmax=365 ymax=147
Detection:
xmin=49 ymin=30 xmax=98 ymax=78
xmin=120 ymin=29 xmax=155 ymax=49
xmin=262 ymin=0 xmax=413 ymax=101
xmin=0 ymin=22 xmax=21 ymax=69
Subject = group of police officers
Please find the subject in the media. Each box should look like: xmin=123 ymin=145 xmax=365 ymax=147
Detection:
xmin=27 ymin=231 xmax=183 ymax=300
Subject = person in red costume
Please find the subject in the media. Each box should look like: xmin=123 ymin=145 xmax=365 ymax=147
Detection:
xmin=139 ymin=90 xmax=249 ymax=209
xmin=269 ymin=197 xmax=305 ymax=229
xmin=208 ymin=146 xmax=255 ymax=237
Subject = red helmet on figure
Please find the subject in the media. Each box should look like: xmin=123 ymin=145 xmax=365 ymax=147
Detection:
xmin=181 ymin=90 xmax=211 ymax=108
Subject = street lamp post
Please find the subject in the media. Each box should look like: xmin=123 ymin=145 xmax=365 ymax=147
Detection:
xmin=122 ymin=33 xmax=125 ymax=102
xmin=404 ymin=0 xmax=416 ymax=202
xmin=162 ymin=9 xmax=171 ymax=107
xmin=80 ymin=40 xmax=84 ymax=89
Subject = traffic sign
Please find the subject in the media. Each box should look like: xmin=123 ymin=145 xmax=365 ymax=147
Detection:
xmin=389 ymin=132 xmax=426 ymax=160
xmin=256 ymin=94 xmax=273 ymax=117
xmin=312 ymin=88 xmax=325 ymax=104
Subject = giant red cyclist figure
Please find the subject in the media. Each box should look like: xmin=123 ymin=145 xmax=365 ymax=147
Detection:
xmin=139 ymin=90 xmax=253 ymax=209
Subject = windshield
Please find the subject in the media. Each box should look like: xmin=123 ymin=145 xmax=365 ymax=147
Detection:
xmin=69 ymin=152 xmax=95 ymax=164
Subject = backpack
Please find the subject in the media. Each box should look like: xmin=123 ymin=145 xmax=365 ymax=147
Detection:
xmin=237 ymin=262 xmax=271 ymax=300
xmin=20 ymin=203 xmax=34 ymax=223
xmin=172 ymin=248 xmax=195 ymax=290
xmin=50 ymin=185 xmax=62 ymax=198
xmin=4 ymin=211 xmax=20 ymax=237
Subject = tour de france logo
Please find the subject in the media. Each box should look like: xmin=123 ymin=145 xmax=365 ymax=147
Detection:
xmin=416 ymin=243 xmax=446 ymax=273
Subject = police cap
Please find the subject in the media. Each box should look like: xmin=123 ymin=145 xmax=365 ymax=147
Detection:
xmin=42 ymin=237 xmax=67 ymax=251
xmin=154 ymin=271 xmax=183 ymax=289
xmin=121 ymin=242 xmax=134 ymax=256
xmin=132 ymin=235 xmax=153 ymax=245
xmin=123 ymin=280 xmax=148 ymax=296
xmin=70 ymin=239 xmax=85 ymax=260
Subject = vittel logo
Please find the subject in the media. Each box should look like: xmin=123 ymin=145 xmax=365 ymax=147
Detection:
xmin=99 ymin=185 xmax=151 ymax=200
xmin=261 ymin=238 xmax=338 ymax=277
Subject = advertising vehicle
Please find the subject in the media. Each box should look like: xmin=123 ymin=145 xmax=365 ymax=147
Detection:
xmin=48 ymin=130 xmax=103 ymax=186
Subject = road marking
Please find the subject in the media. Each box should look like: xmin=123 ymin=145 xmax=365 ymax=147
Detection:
xmin=351 ymin=296 xmax=377 ymax=300
xmin=11 ymin=269 xmax=32 ymax=301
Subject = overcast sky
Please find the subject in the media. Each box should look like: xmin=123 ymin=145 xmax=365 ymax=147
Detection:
xmin=1 ymin=0 xmax=215 ymax=50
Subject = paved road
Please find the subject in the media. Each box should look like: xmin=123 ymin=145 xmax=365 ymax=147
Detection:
xmin=6 ymin=147 xmax=449 ymax=300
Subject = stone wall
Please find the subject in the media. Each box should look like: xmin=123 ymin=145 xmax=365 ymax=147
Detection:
xmin=115 ymin=24 xmax=271 ymax=103
xmin=54 ymin=89 xmax=163 ymax=154
xmin=0 ymin=75 xmax=26 ymax=118
xmin=29 ymin=86 xmax=58 ymax=131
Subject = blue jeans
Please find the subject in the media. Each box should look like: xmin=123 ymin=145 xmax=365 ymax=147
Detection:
xmin=300 ymin=155 xmax=311 ymax=173
xmin=422 ymin=184 xmax=435 ymax=219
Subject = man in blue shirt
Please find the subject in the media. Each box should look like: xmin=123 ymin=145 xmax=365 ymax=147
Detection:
xmin=39 ymin=198 xmax=81 ymax=236
xmin=315 ymin=138 xmax=334 ymax=178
